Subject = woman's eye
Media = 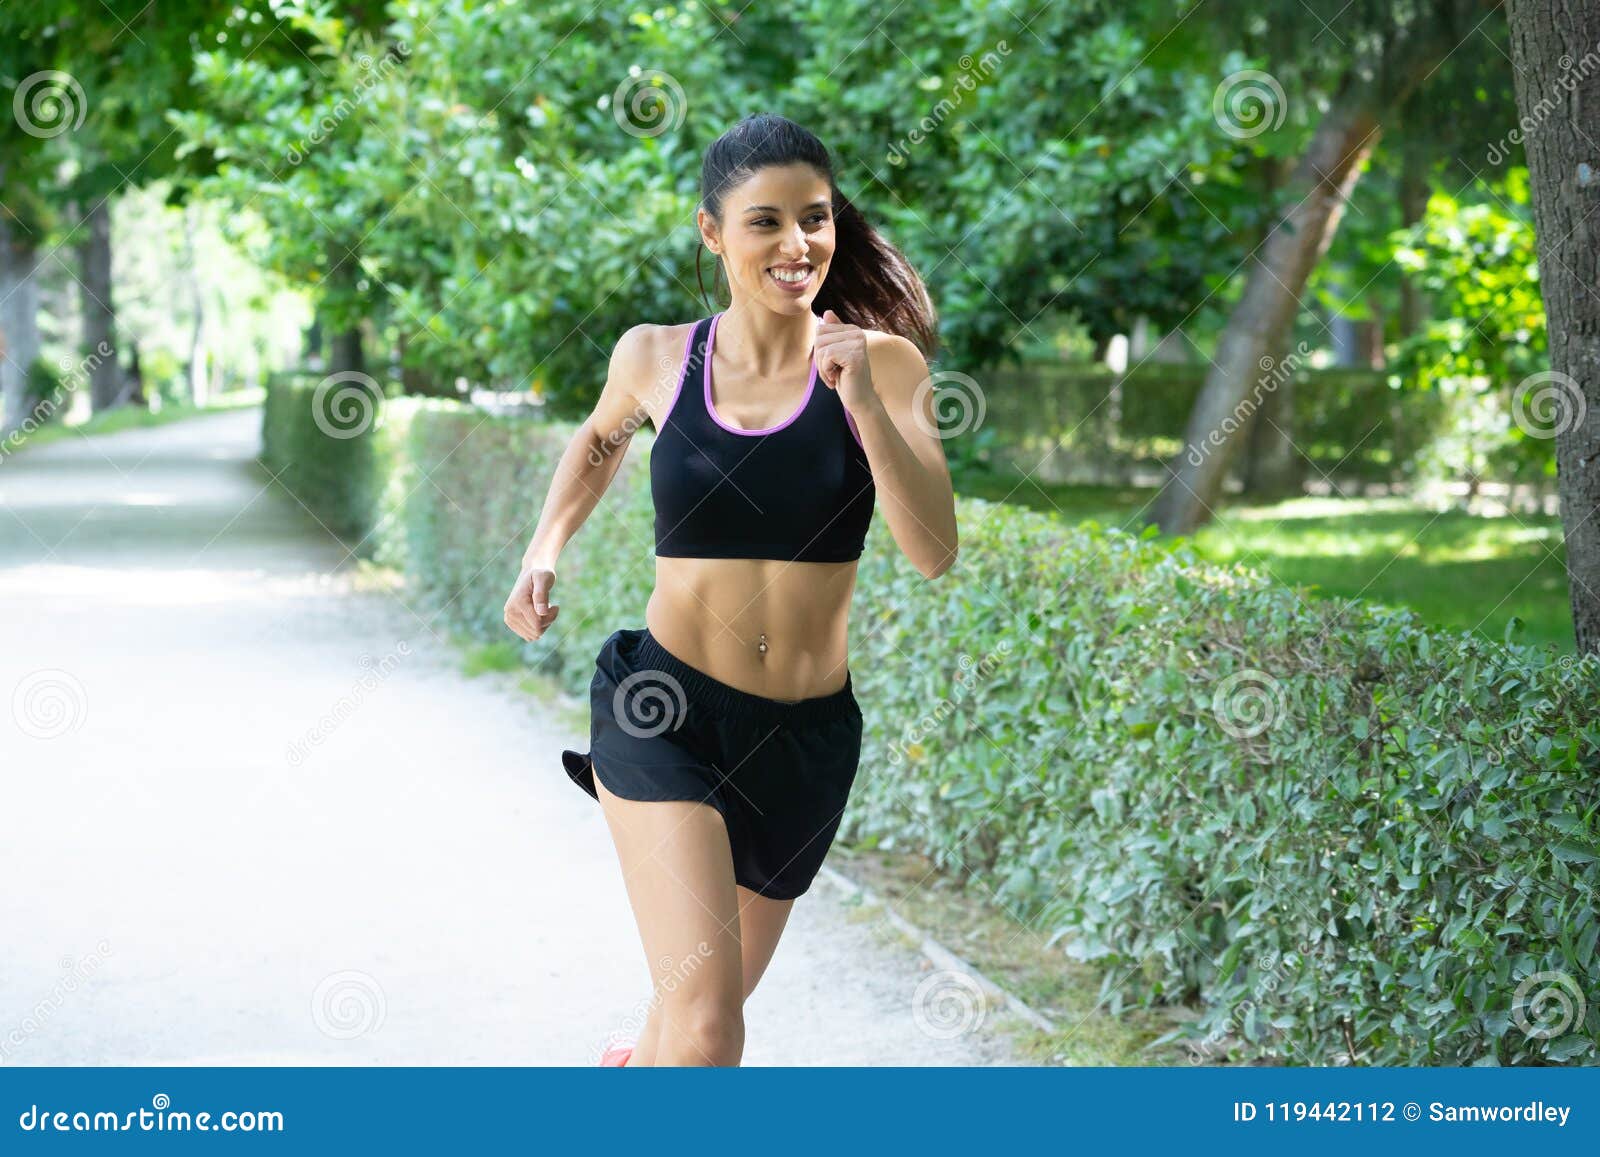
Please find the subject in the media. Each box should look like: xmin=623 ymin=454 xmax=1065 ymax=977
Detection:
xmin=753 ymin=215 xmax=829 ymax=227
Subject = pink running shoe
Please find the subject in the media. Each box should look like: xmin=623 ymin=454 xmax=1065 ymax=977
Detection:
xmin=599 ymin=1042 xmax=633 ymax=1067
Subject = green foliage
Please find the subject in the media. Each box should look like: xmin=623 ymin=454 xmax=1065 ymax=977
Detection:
xmin=268 ymin=390 xmax=1600 ymax=1065
xmin=1389 ymin=172 xmax=1552 ymax=479
xmin=260 ymin=371 xmax=385 ymax=541
xmin=980 ymin=362 xmax=1451 ymax=484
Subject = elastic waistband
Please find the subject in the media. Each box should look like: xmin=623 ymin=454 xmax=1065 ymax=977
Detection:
xmin=634 ymin=628 xmax=856 ymax=726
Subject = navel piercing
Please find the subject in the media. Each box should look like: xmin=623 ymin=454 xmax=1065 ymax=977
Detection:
xmin=758 ymin=632 xmax=768 ymax=654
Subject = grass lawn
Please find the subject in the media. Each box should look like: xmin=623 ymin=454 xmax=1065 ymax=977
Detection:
xmin=956 ymin=472 xmax=1575 ymax=654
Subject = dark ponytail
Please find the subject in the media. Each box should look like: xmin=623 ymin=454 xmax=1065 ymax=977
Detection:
xmin=694 ymin=113 xmax=939 ymax=360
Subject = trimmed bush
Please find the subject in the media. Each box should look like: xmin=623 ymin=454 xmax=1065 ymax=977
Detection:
xmin=265 ymin=387 xmax=1600 ymax=1065
xmin=261 ymin=371 xmax=386 ymax=541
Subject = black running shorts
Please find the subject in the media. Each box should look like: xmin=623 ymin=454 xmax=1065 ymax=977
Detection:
xmin=561 ymin=626 xmax=863 ymax=900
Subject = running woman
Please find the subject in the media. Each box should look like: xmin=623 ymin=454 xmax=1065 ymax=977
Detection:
xmin=504 ymin=113 xmax=958 ymax=1067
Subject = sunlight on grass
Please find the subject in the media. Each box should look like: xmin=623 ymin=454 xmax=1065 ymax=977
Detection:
xmin=957 ymin=474 xmax=1574 ymax=652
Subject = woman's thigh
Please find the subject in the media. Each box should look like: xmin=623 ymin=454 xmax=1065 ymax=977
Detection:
xmin=736 ymin=888 xmax=795 ymax=1000
xmin=592 ymin=765 xmax=744 ymax=1009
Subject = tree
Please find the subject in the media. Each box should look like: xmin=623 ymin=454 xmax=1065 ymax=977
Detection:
xmin=1149 ymin=0 xmax=1502 ymax=534
xmin=1505 ymin=0 xmax=1600 ymax=654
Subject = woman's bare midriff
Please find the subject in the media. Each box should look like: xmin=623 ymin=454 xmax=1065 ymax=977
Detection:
xmin=645 ymin=557 xmax=858 ymax=702
xmin=633 ymin=322 xmax=860 ymax=702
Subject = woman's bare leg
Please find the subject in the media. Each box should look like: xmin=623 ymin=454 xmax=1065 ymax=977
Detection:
xmin=593 ymin=768 xmax=745 ymax=1066
xmin=736 ymin=887 xmax=796 ymax=997
xmin=629 ymin=884 xmax=795 ymax=1062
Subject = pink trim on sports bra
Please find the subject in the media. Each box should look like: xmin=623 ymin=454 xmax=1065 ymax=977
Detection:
xmin=656 ymin=321 xmax=697 ymax=428
xmin=703 ymin=310 xmax=818 ymax=436
xmin=843 ymin=407 xmax=863 ymax=449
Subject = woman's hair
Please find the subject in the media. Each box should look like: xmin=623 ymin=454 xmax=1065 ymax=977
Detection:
xmin=695 ymin=113 xmax=939 ymax=359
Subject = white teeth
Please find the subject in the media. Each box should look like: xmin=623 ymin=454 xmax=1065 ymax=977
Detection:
xmin=770 ymin=267 xmax=811 ymax=283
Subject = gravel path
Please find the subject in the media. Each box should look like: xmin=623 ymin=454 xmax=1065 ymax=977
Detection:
xmin=0 ymin=409 xmax=1023 ymax=1066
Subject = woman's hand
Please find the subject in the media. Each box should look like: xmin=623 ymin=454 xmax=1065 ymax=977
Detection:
xmin=504 ymin=564 xmax=559 ymax=641
xmin=815 ymin=309 xmax=877 ymax=413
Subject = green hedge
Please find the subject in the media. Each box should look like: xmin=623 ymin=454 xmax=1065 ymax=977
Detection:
xmin=266 ymin=382 xmax=1600 ymax=1066
xmin=983 ymin=362 xmax=1452 ymax=484
xmin=261 ymin=371 xmax=387 ymax=541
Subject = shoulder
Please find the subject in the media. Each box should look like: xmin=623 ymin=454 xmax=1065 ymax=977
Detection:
xmin=862 ymin=328 xmax=931 ymax=397
xmin=606 ymin=321 xmax=699 ymax=420
xmin=615 ymin=321 xmax=699 ymax=369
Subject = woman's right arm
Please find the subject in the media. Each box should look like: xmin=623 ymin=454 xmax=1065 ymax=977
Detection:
xmin=503 ymin=324 xmax=660 ymax=642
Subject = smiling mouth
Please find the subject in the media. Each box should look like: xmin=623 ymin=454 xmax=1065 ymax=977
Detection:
xmin=768 ymin=265 xmax=814 ymax=285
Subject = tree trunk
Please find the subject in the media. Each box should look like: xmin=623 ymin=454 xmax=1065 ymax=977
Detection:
xmin=1241 ymin=372 xmax=1301 ymax=498
xmin=1506 ymin=0 xmax=1600 ymax=655
xmin=1398 ymin=132 xmax=1432 ymax=340
xmin=0 ymin=194 xmax=43 ymax=434
xmin=1152 ymin=8 xmax=1466 ymax=536
xmin=330 ymin=326 xmax=365 ymax=378
xmin=1240 ymin=156 xmax=1302 ymax=499
xmin=77 ymin=199 xmax=120 ymax=412
xmin=1153 ymin=70 xmax=1382 ymax=532
xmin=182 ymin=202 xmax=207 ymax=406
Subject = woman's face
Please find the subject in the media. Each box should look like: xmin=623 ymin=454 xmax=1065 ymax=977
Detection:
xmin=700 ymin=163 xmax=835 ymax=313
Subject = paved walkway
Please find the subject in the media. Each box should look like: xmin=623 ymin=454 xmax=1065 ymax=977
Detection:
xmin=0 ymin=410 xmax=1021 ymax=1065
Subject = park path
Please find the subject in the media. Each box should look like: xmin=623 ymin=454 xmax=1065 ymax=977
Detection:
xmin=0 ymin=409 xmax=1021 ymax=1066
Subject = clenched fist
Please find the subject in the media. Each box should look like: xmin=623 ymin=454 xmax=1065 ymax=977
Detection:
xmin=504 ymin=565 xmax=559 ymax=641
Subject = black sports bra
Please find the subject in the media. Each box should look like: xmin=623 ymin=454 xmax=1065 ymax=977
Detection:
xmin=650 ymin=311 xmax=876 ymax=563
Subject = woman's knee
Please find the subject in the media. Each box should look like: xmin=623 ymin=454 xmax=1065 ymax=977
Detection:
xmin=662 ymin=994 xmax=744 ymax=1063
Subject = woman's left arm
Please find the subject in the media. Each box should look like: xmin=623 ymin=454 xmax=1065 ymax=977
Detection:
xmin=816 ymin=310 xmax=959 ymax=579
